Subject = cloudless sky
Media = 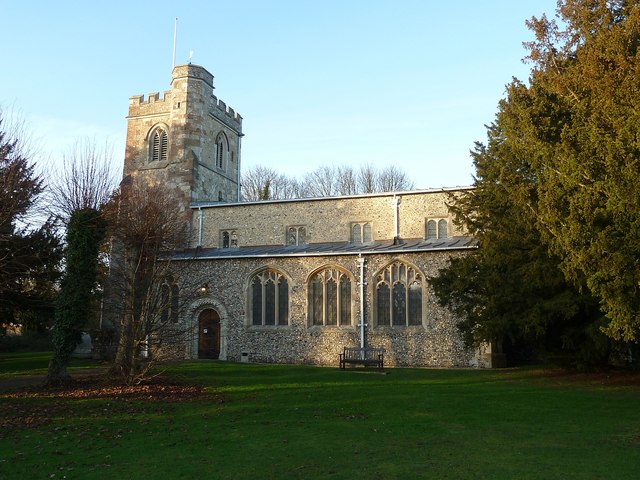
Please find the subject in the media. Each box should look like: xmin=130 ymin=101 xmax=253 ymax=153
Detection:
xmin=1 ymin=0 xmax=559 ymax=189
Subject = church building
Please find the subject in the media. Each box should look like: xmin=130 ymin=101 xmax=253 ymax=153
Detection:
xmin=120 ymin=63 xmax=489 ymax=368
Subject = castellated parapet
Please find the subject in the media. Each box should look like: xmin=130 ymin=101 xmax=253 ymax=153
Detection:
xmin=128 ymin=84 xmax=242 ymax=134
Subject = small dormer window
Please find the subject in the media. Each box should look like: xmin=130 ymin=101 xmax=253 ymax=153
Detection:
xmin=150 ymin=127 xmax=168 ymax=162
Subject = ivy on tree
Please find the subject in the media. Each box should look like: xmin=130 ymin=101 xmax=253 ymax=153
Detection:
xmin=47 ymin=208 xmax=106 ymax=384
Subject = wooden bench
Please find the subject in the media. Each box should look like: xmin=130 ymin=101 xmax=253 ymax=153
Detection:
xmin=339 ymin=347 xmax=385 ymax=370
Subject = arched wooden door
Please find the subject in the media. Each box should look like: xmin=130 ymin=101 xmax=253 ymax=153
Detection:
xmin=198 ymin=308 xmax=220 ymax=359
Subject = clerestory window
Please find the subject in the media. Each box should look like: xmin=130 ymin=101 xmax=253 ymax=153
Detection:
xmin=351 ymin=222 xmax=372 ymax=243
xmin=308 ymin=267 xmax=352 ymax=326
xmin=221 ymin=230 xmax=238 ymax=248
xmin=250 ymin=269 xmax=289 ymax=326
xmin=426 ymin=219 xmax=448 ymax=240
xmin=286 ymin=226 xmax=307 ymax=246
xmin=375 ymin=261 xmax=423 ymax=327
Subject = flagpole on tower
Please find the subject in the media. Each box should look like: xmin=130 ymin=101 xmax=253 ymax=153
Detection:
xmin=172 ymin=17 xmax=178 ymax=69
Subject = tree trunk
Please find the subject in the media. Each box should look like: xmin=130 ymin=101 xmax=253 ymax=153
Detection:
xmin=112 ymin=312 xmax=136 ymax=382
xmin=46 ymin=351 xmax=72 ymax=386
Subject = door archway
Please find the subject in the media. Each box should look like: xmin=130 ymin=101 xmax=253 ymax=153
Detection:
xmin=198 ymin=308 xmax=221 ymax=359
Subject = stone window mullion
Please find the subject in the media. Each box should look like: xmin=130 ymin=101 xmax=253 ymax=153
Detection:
xmin=261 ymin=279 xmax=266 ymax=326
xmin=322 ymin=277 xmax=327 ymax=326
xmin=336 ymin=275 xmax=342 ymax=326
xmin=388 ymin=280 xmax=393 ymax=325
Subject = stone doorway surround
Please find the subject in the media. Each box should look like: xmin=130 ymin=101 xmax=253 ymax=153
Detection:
xmin=188 ymin=298 xmax=229 ymax=360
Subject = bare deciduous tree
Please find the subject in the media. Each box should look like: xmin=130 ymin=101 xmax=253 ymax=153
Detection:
xmin=357 ymin=164 xmax=378 ymax=194
xmin=242 ymin=163 xmax=416 ymax=201
xmin=241 ymin=165 xmax=302 ymax=201
xmin=336 ymin=166 xmax=358 ymax=196
xmin=104 ymin=179 xmax=202 ymax=384
xmin=376 ymin=165 xmax=415 ymax=192
xmin=303 ymin=165 xmax=339 ymax=197
xmin=47 ymin=139 xmax=118 ymax=221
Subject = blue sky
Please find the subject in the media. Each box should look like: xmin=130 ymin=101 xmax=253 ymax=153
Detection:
xmin=1 ymin=1 xmax=559 ymax=189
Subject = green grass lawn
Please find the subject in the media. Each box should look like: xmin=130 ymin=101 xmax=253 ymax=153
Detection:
xmin=1 ymin=355 xmax=640 ymax=479
xmin=0 ymin=351 xmax=105 ymax=377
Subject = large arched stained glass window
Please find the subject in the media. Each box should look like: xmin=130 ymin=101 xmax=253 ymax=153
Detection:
xmin=375 ymin=261 xmax=423 ymax=326
xmin=308 ymin=268 xmax=352 ymax=326
xmin=250 ymin=269 xmax=289 ymax=326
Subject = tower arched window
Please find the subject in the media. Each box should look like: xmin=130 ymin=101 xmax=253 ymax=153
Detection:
xmin=308 ymin=267 xmax=352 ymax=326
xmin=375 ymin=261 xmax=423 ymax=327
xmin=249 ymin=269 xmax=289 ymax=326
xmin=150 ymin=127 xmax=169 ymax=162
xmin=215 ymin=132 xmax=228 ymax=170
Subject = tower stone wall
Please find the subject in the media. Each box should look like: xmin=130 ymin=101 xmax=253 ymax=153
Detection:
xmin=123 ymin=64 xmax=243 ymax=213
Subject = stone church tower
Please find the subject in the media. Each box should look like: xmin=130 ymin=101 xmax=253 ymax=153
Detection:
xmin=123 ymin=64 xmax=243 ymax=211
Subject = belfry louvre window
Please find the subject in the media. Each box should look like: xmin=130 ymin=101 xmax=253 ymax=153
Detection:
xmin=215 ymin=133 xmax=228 ymax=170
xmin=287 ymin=226 xmax=307 ymax=246
xmin=351 ymin=222 xmax=372 ymax=243
xmin=250 ymin=270 xmax=289 ymax=326
xmin=150 ymin=128 xmax=168 ymax=162
xmin=376 ymin=261 xmax=423 ymax=327
xmin=308 ymin=268 xmax=352 ymax=326
xmin=426 ymin=219 xmax=448 ymax=240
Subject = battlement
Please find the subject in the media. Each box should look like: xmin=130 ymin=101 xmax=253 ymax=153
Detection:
xmin=211 ymin=94 xmax=243 ymax=129
xmin=129 ymin=90 xmax=171 ymax=106
xmin=127 ymin=63 xmax=241 ymax=132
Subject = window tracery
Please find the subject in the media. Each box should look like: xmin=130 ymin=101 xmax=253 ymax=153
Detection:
xmin=250 ymin=269 xmax=289 ymax=326
xmin=308 ymin=267 xmax=352 ymax=326
xmin=375 ymin=261 xmax=423 ymax=327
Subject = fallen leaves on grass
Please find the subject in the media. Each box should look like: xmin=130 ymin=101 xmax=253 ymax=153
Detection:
xmin=0 ymin=375 xmax=222 ymax=433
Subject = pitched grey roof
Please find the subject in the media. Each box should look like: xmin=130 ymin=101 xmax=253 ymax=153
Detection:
xmin=171 ymin=236 xmax=477 ymax=261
